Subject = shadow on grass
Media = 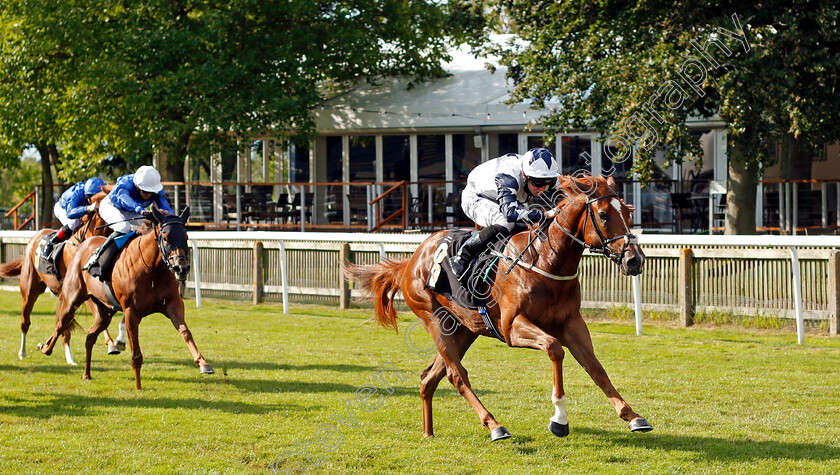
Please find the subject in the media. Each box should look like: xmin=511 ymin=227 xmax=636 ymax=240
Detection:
xmin=0 ymin=392 xmax=309 ymax=419
xmin=576 ymin=427 xmax=840 ymax=462
xmin=152 ymin=359 xmax=383 ymax=373
xmin=0 ymin=363 xmax=122 ymax=374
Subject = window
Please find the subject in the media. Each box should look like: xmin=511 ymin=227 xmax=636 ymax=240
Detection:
xmin=453 ymin=135 xmax=481 ymax=180
xmin=418 ymin=135 xmax=445 ymax=180
xmin=560 ymin=135 xmax=592 ymax=175
xmin=383 ymin=135 xmax=410 ymax=182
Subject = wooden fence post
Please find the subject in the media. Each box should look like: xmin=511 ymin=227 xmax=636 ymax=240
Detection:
xmin=679 ymin=247 xmax=694 ymax=327
xmin=253 ymin=241 xmax=264 ymax=304
xmin=829 ymin=250 xmax=839 ymax=336
xmin=339 ymin=242 xmax=351 ymax=310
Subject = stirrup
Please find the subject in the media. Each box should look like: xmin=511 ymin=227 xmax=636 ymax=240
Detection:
xmin=449 ymin=256 xmax=469 ymax=280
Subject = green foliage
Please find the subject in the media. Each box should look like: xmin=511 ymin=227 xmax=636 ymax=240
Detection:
xmin=475 ymin=1 xmax=840 ymax=180
xmin=0 ymin=0 xmax=458 ymax=179
xmin=0 ymin=156 xmax=39 ymax=209
xmin=0 ymin=294 xmax=838 ymax=473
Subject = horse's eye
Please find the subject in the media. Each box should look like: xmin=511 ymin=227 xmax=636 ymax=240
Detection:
xmin=598 ymin=211 xmax=608 ymax=221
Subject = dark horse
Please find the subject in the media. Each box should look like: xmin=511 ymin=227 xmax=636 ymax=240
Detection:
xmin=0 ymin=190 xmax=121 ymax=364
xmin=343 ymin=175 xmax=652 ymax=440
xmin=38 ymin=205 xmax=214 ymax=389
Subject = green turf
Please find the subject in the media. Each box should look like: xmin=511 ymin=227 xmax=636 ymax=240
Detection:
xmin=0 ymin=290 xmax=838 ymax=474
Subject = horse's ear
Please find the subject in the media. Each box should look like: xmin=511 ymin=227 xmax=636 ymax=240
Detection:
xmin=151 ymin=204 xmax=165 ymax=223
xmin=606 ymin=175 xmax=616 ymax=190
xmin=180 ymin=205 xmax=190 ymax=222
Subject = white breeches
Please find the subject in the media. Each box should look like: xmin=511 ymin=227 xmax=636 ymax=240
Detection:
xmin=54 ymin=203 xmax=81 ymax=229
xmin=461 ymin=191 xmax=507 ymax=228
xmin=99 ymin=196 xmax=142 ymax=234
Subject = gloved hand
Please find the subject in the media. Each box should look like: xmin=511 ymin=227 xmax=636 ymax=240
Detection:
xmin=544 ymin=208 xmax=556 ymax=220
xmin=86 ymin=203 xmax=96 ymax=212
xmin=141 ymin=210 xmax=154 ymax=220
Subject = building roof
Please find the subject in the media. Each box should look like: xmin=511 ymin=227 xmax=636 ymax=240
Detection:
xmin=314 ymin=42 xmax=541 ymax=133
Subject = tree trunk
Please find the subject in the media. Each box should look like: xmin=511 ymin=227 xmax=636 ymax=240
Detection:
xmin=779 ymin=134 xmax=814 ymax=180
xmin=35 ymin=143 xmax=56 ymax=226
xmin=158 ymin=132 xmax=190 ymax=182
xmin=725 ymin=140 xmax=759 ymax=235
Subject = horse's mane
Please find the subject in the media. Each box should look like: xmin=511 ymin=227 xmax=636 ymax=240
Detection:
xmin=89 ymin=185 xmax=113 ymax=204
xmin=137 ymin=220 xmax=154 ymax=235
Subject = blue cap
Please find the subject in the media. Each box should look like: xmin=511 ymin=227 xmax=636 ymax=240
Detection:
xmin=83 ymin=177 xmax=105 ymax=196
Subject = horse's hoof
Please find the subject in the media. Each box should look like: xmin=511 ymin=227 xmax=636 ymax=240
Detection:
xmin=548 ymin=420 xmax=569 ymax=437
xmin=629 ymin=418 xmax=653 ymax=432
xmin=490 ymin=426 xmax=511 ymax=441
xmin=115 ymin=341 xmax=126 ymax=351
xmin=36 ymin=343 xmax=51 ymax=356
xmin=200 ymin=365 xmax=215 ymax=374
xmin=107 ymin=345 xmax=121 ymax=355
xmin=67 ymin=361 xmax=78 ymax=366
xmin=18 ymin=352 xmax=26 ymax=360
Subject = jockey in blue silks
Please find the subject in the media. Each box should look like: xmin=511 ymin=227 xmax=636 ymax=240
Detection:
xmin=449 ymin=148 xmax=561 ymax=279
xmin=42 ymin=177 xmax=106 ymax=259
xmin=90 ymin=165 xmax=172 ymax=280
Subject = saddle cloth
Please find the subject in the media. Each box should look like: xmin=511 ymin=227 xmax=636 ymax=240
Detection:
xmin=36 ymin=232 xmax=65 ymax=277
xmin=426 ymin=229 xmax=509 ymax=312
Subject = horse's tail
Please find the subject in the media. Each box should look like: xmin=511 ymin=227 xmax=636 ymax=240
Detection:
xmin=0 ymin=258 xmax=23 ymax=277
xmin=341 ymin=259 xmax=408 ymax=332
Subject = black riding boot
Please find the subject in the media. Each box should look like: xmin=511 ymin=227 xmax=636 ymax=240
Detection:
xmin=88 ymin=232 xmax=123 ymax=280
xmin=42 ymin=225 xmax=73 ymax=260
xmin=449 ymin=223 xmax=521 ymax=279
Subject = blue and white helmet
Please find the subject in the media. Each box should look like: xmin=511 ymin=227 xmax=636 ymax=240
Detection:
xmin=521 ymin=148 xmax=560 ymax=179
xmin=83 ymin=177 xmax=105 ymax=197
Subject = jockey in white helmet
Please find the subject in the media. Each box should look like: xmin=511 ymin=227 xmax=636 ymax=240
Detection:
xmin=90 ymin=165 xmax=173 ymax=280
xmin=451 ymin=148 xmax=561 ymax=278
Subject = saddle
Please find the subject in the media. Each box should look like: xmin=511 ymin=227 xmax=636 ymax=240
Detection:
xmin=426 ymin=230 xmax=512 ymax=341
xmin=83 ymin=233 xmax=138 ymax=311
xmin=36 ymin=232 xmax=65 ymax=277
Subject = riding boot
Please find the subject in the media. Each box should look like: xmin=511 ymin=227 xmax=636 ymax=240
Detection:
xmin=449 ymin=223 xmax=520 ymax=280
xmin=88 ymin=232 xmax=123 ymax=280
xmin=42 ymin=225 xmax=73 ymax=260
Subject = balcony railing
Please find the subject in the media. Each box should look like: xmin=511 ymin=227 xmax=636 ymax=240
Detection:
xmin=6 ymin=179 xmax=839 ymax=235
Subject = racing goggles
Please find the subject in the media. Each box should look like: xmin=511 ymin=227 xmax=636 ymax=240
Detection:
xmin=527 ymin=176 xmax=555 ymax=188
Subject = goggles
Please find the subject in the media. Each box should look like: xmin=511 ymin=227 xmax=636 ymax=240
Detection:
xmin=527 ymin=176 xmax=555 ymax=188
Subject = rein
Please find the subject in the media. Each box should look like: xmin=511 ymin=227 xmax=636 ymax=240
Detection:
xmin=551 ymin=193 xmax=637 ymax=264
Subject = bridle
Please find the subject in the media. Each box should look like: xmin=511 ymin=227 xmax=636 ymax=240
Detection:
xmin=154 ymin=219 xmax=190 ymax=276
xmin=552 ymin=193 xmax=638 ymax=264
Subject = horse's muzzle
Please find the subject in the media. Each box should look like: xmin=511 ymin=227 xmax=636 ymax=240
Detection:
xmin=621 ymin=247 xmax=645 ymax=276
xmin=173 ymin=264 xmax=190 ymax=282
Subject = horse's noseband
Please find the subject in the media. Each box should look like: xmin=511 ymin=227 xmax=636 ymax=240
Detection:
xmin=553 ymin=193 xmax=637 ymax=264
xmin=155 ymin=220 xmax=190 ymax=275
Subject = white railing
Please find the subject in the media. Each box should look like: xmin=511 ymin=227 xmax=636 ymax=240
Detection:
xmin=2 ymin=231 xmax=838 ymax=344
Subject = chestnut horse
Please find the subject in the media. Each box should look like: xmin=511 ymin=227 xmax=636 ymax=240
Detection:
xmin=343 ymin=175 xmax=652 ymax=440
xmin=0 ymin=191 xmax=121 ymax=364
xmin=37 ymin=205 xmax=214 ymax=389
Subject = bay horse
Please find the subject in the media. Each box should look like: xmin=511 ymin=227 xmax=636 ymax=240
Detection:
xmin=0 ymin=190 xmax=122 ymax=364
xmin=342 ymin=175 xmax=652 ymax=440
xmin=37 ymin=205 xmax=214 ymax=389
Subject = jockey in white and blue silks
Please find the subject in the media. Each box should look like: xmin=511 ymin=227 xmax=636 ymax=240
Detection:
xmin=99 ymin=165 xmax=173 ymax=235
xmin=449 ymin=147 xmax=561 ymax=278
xmin=90 ymin=165 xmax=172 ymax=282
xmin=42 ymin=177 xmax=106 ymax=259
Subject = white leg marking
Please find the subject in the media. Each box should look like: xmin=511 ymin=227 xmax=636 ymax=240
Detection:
xmin=116 ymin=319 xmax=126 ymax=343
xmin=64 ymin=343 xmax=77 ymax=366
xmin=551 ymin=391 xmax=568 ymax=425
xmin=19 ymin=333 xmax=27 ymax=359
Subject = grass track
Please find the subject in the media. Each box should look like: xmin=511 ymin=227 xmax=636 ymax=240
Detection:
xmin=0 ymin=291 xmax=838 ymax=474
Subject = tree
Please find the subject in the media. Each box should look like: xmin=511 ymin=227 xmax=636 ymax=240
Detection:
xmin=0 ymin=0 xmax=464 ymax=183
xmin=475 ymin=0 xmax=840 ymax=234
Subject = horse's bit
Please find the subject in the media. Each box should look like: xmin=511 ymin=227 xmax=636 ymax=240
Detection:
xmin=551 ymin=193 xmax=637 ymax=264
xmin=155 ymin=220 xmax=190 ymax=273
